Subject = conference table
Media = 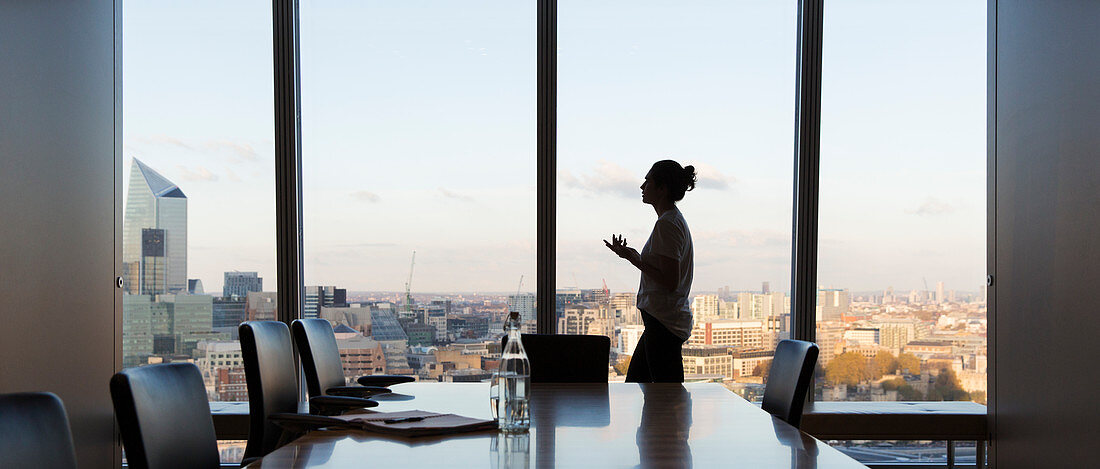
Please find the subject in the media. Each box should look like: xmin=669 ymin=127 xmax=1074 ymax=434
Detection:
xmin=247 ymin=382 xmax=867 ymax=468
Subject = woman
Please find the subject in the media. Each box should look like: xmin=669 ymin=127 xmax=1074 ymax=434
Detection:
xmin=605 ymin=160 xmax=696 ymax=383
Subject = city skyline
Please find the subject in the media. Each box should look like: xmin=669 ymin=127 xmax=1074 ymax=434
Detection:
xmin=124 ymin=0 xmax=985 ymax=294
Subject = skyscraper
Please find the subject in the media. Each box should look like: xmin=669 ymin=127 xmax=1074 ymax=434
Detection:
xmin=303 ymin=286 xmax=347 ymax=319
xmin=223 ymin=271 xmax=263 ymax=298
xmin=507 ymin=293 xmax=536 ymax=324
xmin=122 ymin=159 xmax=187 ymax=294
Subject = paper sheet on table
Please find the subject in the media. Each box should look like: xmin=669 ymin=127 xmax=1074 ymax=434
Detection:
xmin=302 ymin=410 xmax=498 ymax=437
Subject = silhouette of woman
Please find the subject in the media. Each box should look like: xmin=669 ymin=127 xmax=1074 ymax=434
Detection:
xmin=605 ymin=160 xmax=696 ymax=383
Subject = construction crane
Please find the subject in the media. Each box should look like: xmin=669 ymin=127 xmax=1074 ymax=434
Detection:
xmin=404 ymin=251 xmax=416 ymax=313
xmin=516 ymin=275 xmax=524 ymax=296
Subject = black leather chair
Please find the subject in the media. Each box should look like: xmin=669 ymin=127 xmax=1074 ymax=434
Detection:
xmin=110 ymin=363 xmax=220 ymax=469
xmin=500 ymin=334 xmax=611 ymax=383
xmin=239 ymin=321 xmax=379 ymax=461
xmin=0 ymin=392 xmax=78 ymax=469
xmin=292 ymin=318 xmax=412 ymax=398
xmin=761 ymin=339 xmax=820 ymax=429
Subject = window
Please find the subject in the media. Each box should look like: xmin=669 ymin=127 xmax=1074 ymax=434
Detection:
xmin=299 ymin=0 xmax=535 ymax=383
xmin=558 ymin=0 xmax=796 ymax=386
xmin=123 ymin=0 xmax=276 ymax=463
xmin=814 ymin=0 xmax=986 ymax=464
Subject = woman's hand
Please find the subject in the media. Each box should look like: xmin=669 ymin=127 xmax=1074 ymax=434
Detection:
xmin=604 ymin=234 xmax=640 ymax=264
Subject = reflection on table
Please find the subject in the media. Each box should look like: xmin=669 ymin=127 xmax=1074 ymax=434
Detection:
xmin=248 ymin=383 xmax=866 ymax=468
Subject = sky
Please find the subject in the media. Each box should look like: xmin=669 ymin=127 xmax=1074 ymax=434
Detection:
xmin=123 ymin=0 xmax=986 ymax=295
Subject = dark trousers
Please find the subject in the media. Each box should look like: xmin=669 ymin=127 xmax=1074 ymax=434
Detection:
xmin=626 ymin=310 xmax=687 ymax=383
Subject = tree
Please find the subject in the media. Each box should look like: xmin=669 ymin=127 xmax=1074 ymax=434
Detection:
xmin=753 ymin=359 xmax=773 ymax=382
xmin=896 ymin=352 xmax=921 ymax=375
xmin=929 ymin=368 xmax=970 ymax=401
xmin=872 ymin=350 xmax=899 ymax=377
xmin=880 ymin=377 xmax=906 ymax=391
xmin=825 ymin=352 xmax=868 ymax=387
xmin=614 ymin=356 xmax=631 ymax=376
xmin=970 ymin=390 xmax=987 ymax=405
xmin=897 ymin=384 xmax=923 ymax=400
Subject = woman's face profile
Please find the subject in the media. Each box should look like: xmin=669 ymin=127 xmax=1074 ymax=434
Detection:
xmin=640 ymin=171 xmax=667 ymax=205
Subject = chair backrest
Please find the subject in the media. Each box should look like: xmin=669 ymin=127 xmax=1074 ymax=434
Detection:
xmin=0 ymin=392 xmax=78 ymax=469
xmin=292 ymin=318 xmax=348 ymax=397
xmin=240 ymin=321 xmax=301 ymax=460
xmin=109 ymin=363 xmax=219 ymax=469
xmin=761 ymin=339 xmax=819 ymax=428
xmin=500 ymin=334 xmax=610 ymax=383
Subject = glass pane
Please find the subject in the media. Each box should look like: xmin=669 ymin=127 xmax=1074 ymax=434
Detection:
xmin=123 ymin=1 xmax=275 ymax=463
xmin=559 ymin=1 xmax=797 ymax=386
xmin=300 ymin=0 xmax=535 ymax=383
xmin=814 ymin=0 xmax=986 ymax=415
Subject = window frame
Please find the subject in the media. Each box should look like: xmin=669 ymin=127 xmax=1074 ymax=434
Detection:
xmin=272 ymin=0 xmax=822 ymax=382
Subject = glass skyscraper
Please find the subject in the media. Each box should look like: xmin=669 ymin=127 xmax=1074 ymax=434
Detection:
xmin=122 ymin=159 xmax=187 ymax=295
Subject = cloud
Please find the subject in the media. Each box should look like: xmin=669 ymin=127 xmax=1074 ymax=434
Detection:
xmin=560 ymin=160 xmax=640 ymax=199
xmin=177 ymin=165 xmax=219 ymax=182
xmin=351 ymin=190 xmax=381 ymax=202
xmin=439 ymin=187 xmax=474 ymax=202
xmin=134 ymin=135 xmax=260 ymax=162
xmin=146 ymin=135 xmax=195 ymax=151
xmin=691 ymin=162 xmax=736 ymax=189
xmin=907 ymin=198 xmax=954 ymax=216
xmin=204 ymin=140 xmax=258 ymax=161
xmin=224 ymin=168 xmax=242 ymax=182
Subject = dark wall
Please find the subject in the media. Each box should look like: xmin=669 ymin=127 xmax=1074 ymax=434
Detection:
xmin=992 ymin=1 xmax=1100 ymax=466
xmin=0 ymin=1 xmax=120 ymax=468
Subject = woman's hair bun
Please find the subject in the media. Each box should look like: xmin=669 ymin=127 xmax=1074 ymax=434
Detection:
xmin=683 ymin=165 xmax=697 ymax=192
xmin=649 ymin=159 xmax=697 ymax=202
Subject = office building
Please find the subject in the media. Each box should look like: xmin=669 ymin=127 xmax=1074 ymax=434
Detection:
xmin=122 ymin=159 xmax=187 ymax=295
xmin=304 ymin=285 xmax=347 ymax=319
xmin=682 ymin=346 xmax=733 ymax=378
xmin=816 ymin=289 xmax=850 ymax=321
xmin=610 ymin=292 xmax=640 ymax=325
xmin=874 ymin=318 xmax=931 ymax=354
xmin=334 ymin=325 xmax=387 ymax=379
xmin=843 ymin=328 xmax=881 ymax=346
xmin=245 ymin=291 xmax=278 ymax=321
xmin=691 ymin=295 xmax=721 ymax=323
xmin=223 ymin=271 xmax=263 ymax=298
xmin=507 ymin=292 xmax=536 ymax=323
xmin=730 ymin=348 xmax=775 ymax=378
xmin=558 ymin=304 xmax=615 ymax=344
xmin=688 ymin=320 xmax=765 ymax=348
xmin=212 ymin=297 xmax=247 ymax=329
xmin=619 ymin=324 xmax=645 ymax=355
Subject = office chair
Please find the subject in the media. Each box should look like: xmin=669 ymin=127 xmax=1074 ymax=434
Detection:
xmin=761 ymin=339 xmax=820 ymax=429
xmin=239 ymin=321 xmax=379 ymax=461
xmin=110 ymin=363 xmax=220 ymax=469
xmin=292 ymin=318 xmax=412 ymax=399
xmin=499 ymin=334 xmax=611 ymax=383
xmin=0 ymin=392 xmax=78 ymax=469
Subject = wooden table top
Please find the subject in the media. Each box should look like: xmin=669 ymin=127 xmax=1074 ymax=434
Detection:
xmin=248 ymin=382 xmax=867 ymax=468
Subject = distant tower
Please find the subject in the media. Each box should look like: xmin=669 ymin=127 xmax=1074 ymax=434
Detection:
xmin=935 ymin=281 xmax=945 ymax=304
xmin=761 ymin=281 xmax=771 ymax=294
xmin=224 ymin=271 xmax=263 ymax=298
xmin=122 ymin=159 xmax=187 ymax=295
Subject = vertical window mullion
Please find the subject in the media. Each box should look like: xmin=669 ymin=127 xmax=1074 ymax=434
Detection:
xmin=791 ymin=0 xmax=824 ymax=345
xmin=274 ymin=0 xmax=303 ymax=327
xmin=537 ymin=0 xmax=557 ymax=334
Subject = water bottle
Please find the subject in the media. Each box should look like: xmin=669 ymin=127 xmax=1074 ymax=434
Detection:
xmin=496 ymin=311 xmax=531 ymax=433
